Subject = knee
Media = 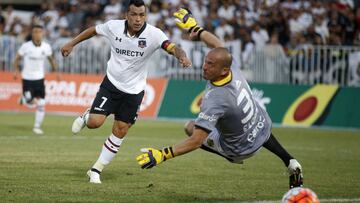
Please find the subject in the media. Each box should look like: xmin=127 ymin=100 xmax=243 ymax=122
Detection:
xmin=184 ymin=120 xmax=195 ymax=137
xmin=86 ymin=117 xmax=104 ymax=129
xmin=36 ymin=99 xmax=45 ymax=111
xmin=112 ymin=123 xmax=131 ymax=138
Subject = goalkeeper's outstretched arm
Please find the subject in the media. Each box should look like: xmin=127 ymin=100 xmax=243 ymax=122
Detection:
xmin=136 ymin=128 xmax=208 ymax=169
xmin=172 ymin=128 xmax=208 ymax=156
xmin=173 ymin=8 xmax=224 ymax=49
xmin=197 ymin=30 xmax=224 ymax=49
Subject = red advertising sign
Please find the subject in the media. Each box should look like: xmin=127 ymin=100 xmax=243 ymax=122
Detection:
xmin=0 ymin=71 xmax=167 ymax=118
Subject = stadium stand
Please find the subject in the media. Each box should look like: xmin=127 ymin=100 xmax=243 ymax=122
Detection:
xmin=1 ymin=0 xmax=360 ymax=86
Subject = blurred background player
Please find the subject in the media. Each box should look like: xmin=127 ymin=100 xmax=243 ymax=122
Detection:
xmin=13 ymin=24 xmax=58 ymax=135
xmin=61 ymin=0 xmax=191 ymax=184
xmin=137 ymin=8 xmax=303 ymax=189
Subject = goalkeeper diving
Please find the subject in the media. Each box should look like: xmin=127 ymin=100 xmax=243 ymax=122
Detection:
xmin=136 ymin=8 xmax=304 ymax=189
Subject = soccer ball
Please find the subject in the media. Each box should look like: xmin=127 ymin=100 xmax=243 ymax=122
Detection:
xmin=282 ymin=187 xmax=320 ymax=203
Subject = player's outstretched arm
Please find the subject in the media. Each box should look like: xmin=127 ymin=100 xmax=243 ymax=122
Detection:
xmin=173 ymin=8 xmax=224 ymax=49
xmin=13 ymin=53 xmax=22 ymax=80
xmin=61 ymin=26 xmax=97 ymax=57
xmin=197 ymin=30 xmax=224 ymax=49
xmin=168 ymin=44 xmax=192 ymax=68
xmin=136 ymin=128 xmax=208 ymax=169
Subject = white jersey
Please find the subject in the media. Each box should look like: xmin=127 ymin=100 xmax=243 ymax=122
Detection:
xmin=17 ymin=41 xmax=52 ymax=80
xmin=96 ymin=20 xmax=169 ymax=94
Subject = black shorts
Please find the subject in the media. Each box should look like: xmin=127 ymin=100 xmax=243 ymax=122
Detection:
xmin=22 ymin=79 xmax=45 ymax=101
xmin=90 ymin=76 xmax=144 ymax=124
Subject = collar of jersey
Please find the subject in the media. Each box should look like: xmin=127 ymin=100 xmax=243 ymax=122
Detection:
xmin=32 ymin=40 xmax=41 ymax=47
xmin=124 ymin=20 xmax=147 ymax=38
xmin=211 ymin=71 xmax=232 ymax=87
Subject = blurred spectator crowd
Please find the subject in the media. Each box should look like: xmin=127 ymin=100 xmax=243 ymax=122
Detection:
xmin=1 ymin=0 xmax=360 ymax=54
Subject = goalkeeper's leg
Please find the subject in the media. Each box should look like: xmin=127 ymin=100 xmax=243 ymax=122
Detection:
xmin=184 ymin=120 xmax=234 ymax=162
xmin=262 ymin=133 xmax=303 ymax=188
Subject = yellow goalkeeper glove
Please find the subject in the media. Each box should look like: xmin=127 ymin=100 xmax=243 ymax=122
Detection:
xmin=173 ymin=8 xmax=204 ymax=36
xmin=136 ymin=147 xmax=174 ymax=169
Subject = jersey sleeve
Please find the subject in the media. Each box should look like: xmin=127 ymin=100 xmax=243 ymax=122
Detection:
xmin=17 ymin=44 xmax=26 ymax=56
xmin=153 ymin=28 xmax=169 ymax=49
xmin=194 ymin=89 xmax=227 ymax=133
xmin=95 ymin=21 xmax=112 ymax=38
xmin=45 ymin=43 xmax=53 ymax=56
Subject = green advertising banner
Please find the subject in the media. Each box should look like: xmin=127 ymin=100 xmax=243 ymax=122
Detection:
xmin=158 ymin=80 xmax=206 ymax=119
xmin=158 ymin=80 xmax=360 ymax=129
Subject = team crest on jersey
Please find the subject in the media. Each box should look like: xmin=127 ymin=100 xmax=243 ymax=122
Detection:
xmin=138 ymin=38 xmax=146 ymax=48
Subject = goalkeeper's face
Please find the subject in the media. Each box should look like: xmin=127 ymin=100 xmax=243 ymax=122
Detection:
xmin=203 ymin=48 xmax=231 ymax=82
xmin=126 ymin=5 xmax=146 ymax=34
xmin=203 ymin=52 xmax=226 ymax=81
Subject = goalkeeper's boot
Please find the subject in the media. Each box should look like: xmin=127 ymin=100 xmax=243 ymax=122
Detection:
xmin=71 ymin=108 xmax=89 ymax=134
xmin=288 ymin=159 xmax=303 ymax=188
xmin=87 ymin=168 xmax=101 ymax=184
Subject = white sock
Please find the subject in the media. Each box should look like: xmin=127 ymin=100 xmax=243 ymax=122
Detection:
xmin=34 ymin=99 xmax=45 ymax=129
xmin=83 ymin=110 xmax=90 ymax=125
xmin=92 ymin=133 xmax=124 ymax=172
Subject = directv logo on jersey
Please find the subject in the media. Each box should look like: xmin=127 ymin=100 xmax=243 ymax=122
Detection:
xmin=115 ymin=48 xmax=144 ymax=57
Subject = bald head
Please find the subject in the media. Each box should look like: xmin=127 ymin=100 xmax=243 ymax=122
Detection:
xmin=202 ymin=47 xmax=233 ymax=81
xmin=208 ymin=47 xmax=232 ymax=69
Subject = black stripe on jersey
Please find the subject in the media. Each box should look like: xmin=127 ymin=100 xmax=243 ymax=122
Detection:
xmin=123 ymin=21 xmax=147 ymax=38
xmin=194 ymin=124 xmax=212 ymax=134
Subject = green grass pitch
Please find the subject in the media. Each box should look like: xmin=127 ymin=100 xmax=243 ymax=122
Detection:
xmin=0 ymin=112 xmax=359 ymax=202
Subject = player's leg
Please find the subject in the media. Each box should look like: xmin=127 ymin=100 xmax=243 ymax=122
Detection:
xmin=21 ymin=79 xmax=45 ymax=134
xmin=262 ymin=133 xmax=303 ymax=188
xmin=87 ymin=90 xmax=144 ymax=183
xmin=33 ymin=97 xmax=45 ymax=134
xmin=20 ymin=79 xmax=36 ymax=108
xmin=71 ymin=86 xmax=111 ymax=134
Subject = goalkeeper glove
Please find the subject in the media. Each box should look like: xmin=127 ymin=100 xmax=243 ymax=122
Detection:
xmin=173 ymin=8 xmax=204 ymax=38
xmin=136 ymin=147 xmax=174 ymax=169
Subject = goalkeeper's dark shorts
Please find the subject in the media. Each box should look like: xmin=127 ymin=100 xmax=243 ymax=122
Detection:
xmin=90 ymin=76 xmax=144 ymax=124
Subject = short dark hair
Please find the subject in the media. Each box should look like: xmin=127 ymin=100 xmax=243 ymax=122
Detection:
xmin=126 ymin=0 xmax=145 ymax=11
xmin=32 ymin=24 xmax=44 ymax=30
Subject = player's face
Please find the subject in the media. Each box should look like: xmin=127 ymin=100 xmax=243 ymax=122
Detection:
xmin=202 ymin=52 xmax=225 ymax=81
xmin=126 ymin=5 xmax=146 ymax=34
xmin=32 ymin=27 xmax=43 ymax=42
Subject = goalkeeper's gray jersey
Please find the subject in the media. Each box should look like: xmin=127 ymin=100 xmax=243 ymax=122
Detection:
xmin=195 ymin=63 xmax=271 ymax=157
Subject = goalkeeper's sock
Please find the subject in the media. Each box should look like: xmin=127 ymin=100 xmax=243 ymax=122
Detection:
xmin=263 ymin=133 xmax=293 ymax=166
xmin=92 ymin=133 xmax=124 ymax=172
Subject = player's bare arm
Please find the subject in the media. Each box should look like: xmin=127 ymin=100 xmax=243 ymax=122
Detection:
xmin=61 ymin=26 xmax=97 ymax=57
xmin=48 ymin=55 xmax=60 ymax=80
xmin=173 ymin=45 xmax=192 ymax=68
xmin=196 ymin=30 xmax=224 ymax=49
xmin=13 ymin=53 xmax=22 ymax=80
xmin=136 ymin=128 xmax=208 ymax=169
xmin=172 ymin=128 xmax=208 ymax=156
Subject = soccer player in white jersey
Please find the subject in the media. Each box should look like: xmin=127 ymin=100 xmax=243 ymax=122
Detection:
xmin=137 ymin=8 xmax=303 ymax=189
xmin=13 ymin=25 xmax=58 ymax=135
xmin=61 ymin=0 xmax=191 ymax=184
